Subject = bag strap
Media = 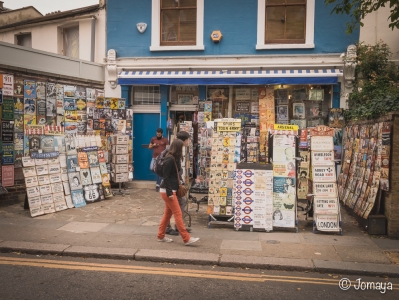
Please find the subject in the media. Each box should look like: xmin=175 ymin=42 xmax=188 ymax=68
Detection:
xmin=167 ymin=153 xmax=181 ymax=184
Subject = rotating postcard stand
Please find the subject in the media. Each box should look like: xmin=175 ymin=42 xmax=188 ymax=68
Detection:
xmin=309 ymin=126 xmax=343 ymax=235
xmin=269 ymin=125 xmax=300 ymax=233
xmin=206 ymin=119 xmax=242 ymax=228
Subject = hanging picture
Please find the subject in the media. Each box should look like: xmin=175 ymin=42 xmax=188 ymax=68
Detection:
xmin=291 ymin=88 xmax=307 ymax=101
xmin=274 ymin=89 xmax=289 ymax=105
xmin=328 ymin=108 xmax=344 ymax=128
xmin=309 ymin=89 xmax=324 ymax=101
xmin=276 ymin=105 xmax=288 ymax=121
xmin=24 ymin=80 xmax=36 ymax=98
xmin=293 ymin=103 xmax=305 ymax=119
xmin=80 ymin=168 xmax=93 ymax=185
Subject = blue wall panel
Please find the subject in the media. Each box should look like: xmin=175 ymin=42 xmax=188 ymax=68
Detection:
xmin=107 ymin=0 xmax=359 ymax=57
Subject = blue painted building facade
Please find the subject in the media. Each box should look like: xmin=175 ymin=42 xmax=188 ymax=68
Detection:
xmin=105 ymin=0 xmax=359 ymax=180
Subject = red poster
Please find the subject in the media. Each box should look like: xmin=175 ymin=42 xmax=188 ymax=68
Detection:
xmin=1 ymin=165 xmax=14 ymax=187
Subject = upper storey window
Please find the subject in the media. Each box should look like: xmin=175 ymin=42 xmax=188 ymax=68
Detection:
xmin=257 ymin=0 xmax=315 ymax=49
xmin=151 ymin=0 xmax=204 ymax=51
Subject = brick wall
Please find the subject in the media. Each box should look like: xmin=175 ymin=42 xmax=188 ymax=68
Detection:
xmin=385 ymin=114 xmax=399 ymax=238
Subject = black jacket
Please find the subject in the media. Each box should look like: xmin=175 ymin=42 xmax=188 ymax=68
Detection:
xmin=160 ymin=154 xmax=181 ymax=197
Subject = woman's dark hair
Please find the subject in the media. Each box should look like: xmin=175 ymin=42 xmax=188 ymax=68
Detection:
xmin=168 ymin=139 xmax=184 ymax=160
xmin=176 ymin=131 xmax=190 ymax=141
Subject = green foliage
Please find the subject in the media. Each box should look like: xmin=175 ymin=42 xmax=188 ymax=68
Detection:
xmin=325 ymin=0 xmax=399 ymax=34
xmin=344 ymin=42 xmax=399 ymax=120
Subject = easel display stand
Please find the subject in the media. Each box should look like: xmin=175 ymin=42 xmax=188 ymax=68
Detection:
xmin=110 ymin=134 xmax=131 ymax=197
xmin=206 ymin=118 xmax=242 ymax=228
xmin=310 ymin=126 xmax=342 ymax=234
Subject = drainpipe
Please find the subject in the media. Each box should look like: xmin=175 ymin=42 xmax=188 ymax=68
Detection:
xmin=90 ymin=16 xmax=96 ymax=62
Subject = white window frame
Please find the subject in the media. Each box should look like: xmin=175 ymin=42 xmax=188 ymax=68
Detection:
xmin=150 ymin=0 xmax=204 ymax=51
xmin=256 ymin=0 xmax=315 ymax=50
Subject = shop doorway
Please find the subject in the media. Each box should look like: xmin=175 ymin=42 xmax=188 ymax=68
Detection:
xmin=133 ymin=113 xmax=159 ymax=181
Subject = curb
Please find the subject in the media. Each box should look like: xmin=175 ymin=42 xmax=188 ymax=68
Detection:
xmin=1 ymin=241 xmax=399 ymax=278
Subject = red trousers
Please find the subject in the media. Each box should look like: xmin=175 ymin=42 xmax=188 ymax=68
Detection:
xmin=158 ymin=192 xmax=190 ymax=243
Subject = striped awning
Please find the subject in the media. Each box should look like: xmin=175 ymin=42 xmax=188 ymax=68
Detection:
xmin=118 ymin=69 xmax=342 ymax=85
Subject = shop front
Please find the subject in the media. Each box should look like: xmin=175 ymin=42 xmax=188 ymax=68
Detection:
xmin=118 ymin=66 xmax=345 ymax=232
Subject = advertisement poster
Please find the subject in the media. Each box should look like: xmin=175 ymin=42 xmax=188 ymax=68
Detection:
xmin=272 ymin=135 xmax=296 ymax=162
xmin=293 ymin=103 xmax=305 ymax=119
xmin=2 ymin=74 xmax=14 ymax=96
xmin=1 ymin=120 xmax=14 ymax=142
xmin=311 ymin=136 xmax=334 ymax=151
xmin=36 ymin=81 xmax=46 ymax=99
xmin=2 ymin=98 xmax=14 ymax=119
xmin=14 ymin=97 xmax=24 ymax=114
xmin=2 ymin=143 xmax=14 ymax=164
xmin=312 ymin=165 xmax=336 ymax=182
xmin=1 ymin=165 xmax=14 ymax=187
xmin=71 ymin=189 xmax=86 ymax=208
xmin=24 ymin=80 xmax=36 ymax=98
xmin=273 ymin=161 xmax=296 ymax=178
xmin=311 ymin=151 xmax=334 ymax=165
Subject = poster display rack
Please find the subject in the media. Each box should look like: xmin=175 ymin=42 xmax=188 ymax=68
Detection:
xmin=206 ymin=118 xmax=242 ymax=228
xmin=310 ymin=126 xmax=342 ymax=234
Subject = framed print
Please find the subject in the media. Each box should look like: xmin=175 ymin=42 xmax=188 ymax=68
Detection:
xmin=309 ymin=89 xmax=324 ymax=101
xmin=177 ymin=94 xmax=193 ymax=105
xmin=293 ymin=103 xmax=305 ymax=119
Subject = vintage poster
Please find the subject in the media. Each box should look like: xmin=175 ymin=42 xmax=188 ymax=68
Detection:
xmin=273 ymin=161 xmax=296 ymax=178
xmin=64 ymin=85 xmax=76 ymax=98
xmin=14 ymin=97 xmax=24 ymax=114
xmin=46 ymin=82 xmax=56 ymax=99
xmin=78 ymin=152 xmax=89 ymax=168
xmin=71 ymin=189 xmax=86 ymax=208
xmin=313 ymin=182 xmax=337 ymax=197
xmin=83 ymin=184 xmax=101 ymax=202
xmin=14 ymin=78 xmax=24 ymax=97
xmin=276 ymin=105 xmax=288 ymax=122
xmin=292 ymin=88 xmax=307 ymax=101
xmin=80 ymin=168 xmax=93 ymax=185
xmin=35 ymin=81 xmax=46 ymax=99
xmin=68 ymin=172 xmax=82 ymax=191
xmin=14 ymin=132 xmax=23 ymax=150
xmin=311 ymin=136 xmax=334 ymax=151
xmin=86 ymin=88 xmax=96 ymax=102
xmin=312 ymin=166 xmax=336 ymax=182
xmin=315 ymin=214 xmax=339 ymax=231
xmin=2 ymin=143 xmax=14 ymax=164
xmin=274 ymin=89 xmax=288 ymax=105
xmin=2 ymin=98 xmax=14 ymax=119
xmin=64 ymin=98 xmax=76 ymax=110
xmin=2 ymin=74 xmax=14 ymax=96
xmin=75 ymin=86 xmax=86 ymax=99
xmin=76 ymin=98 xmax=87 ymax=111
xmin=23 ymin=98 xmax=36 ymax=115
xmin=64 ymin=122 xmax=77 ymax=134
xmin=67 ymin=155 xmax=78 ymax=172
xmin=1 ymin=165 xmax=14 ymax=187
xmin=293 ymin=103 xmax=305 ymax=119
xmin=1 ymin=120 xmax=14 ymax=142
xmin=328 ymin=108 xmax=344 ymax=128
xmin=46 ymin=98 xmax=56 ymax=117
xmin=314 ymin=197 xmax=339 ymax=214
xmin=272 ymin=134 xmax=296 ymax=162
xmin=24 ymin=80 xmax=36 ymax=98
xmin=311 ymin=151 xmax=334 ymax=165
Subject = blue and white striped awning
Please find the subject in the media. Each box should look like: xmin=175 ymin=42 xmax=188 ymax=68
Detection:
xmin=118 ymin=69 xmax=342 ymax=85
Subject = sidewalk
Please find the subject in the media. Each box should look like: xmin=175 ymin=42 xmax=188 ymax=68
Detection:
xmin=1 ymin=186 xmax=399 ymax=277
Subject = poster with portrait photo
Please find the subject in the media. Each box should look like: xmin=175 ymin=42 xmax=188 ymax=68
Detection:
xmin=87 ymin=103 xmax=95 ymax=119
xmin=68 ymin=172 xmax=82 ymax=190
xmin=276 ymin=105 xmax=288 ymax=121
xmin=14 ymin=97 xmax=24 ymax=114
xmin=46 ymin=82 xmax=56 ymax=99
xmin=77 ymin=121 xmax=87 ymax=135
xmin=46 ymin=98 xmax=56 ymax=117
xmin=75 ymin=86 xmax=86 ymax=99
xmin=86 ymin=88 xmax=96 ymax=102
xmin=29 ymin=135 xmax=41 ymax=152
xmin=36 ymin=81 xmax=46 ymax=100
xmin=118 ymin=109 xmax=126 ymax=119
xmin=14 ymin=78 xmax=24 ymax=97
xmin=14 ymin=114 xmax=24 ymax=132
xmin=126 ymin=109 xmax=133 ymax=120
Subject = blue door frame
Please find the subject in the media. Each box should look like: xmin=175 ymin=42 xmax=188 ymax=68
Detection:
xmin=133 ymin=113 xmax=160 ymax=181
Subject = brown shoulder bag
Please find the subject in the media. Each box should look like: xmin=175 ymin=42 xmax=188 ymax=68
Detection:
xmin=169 ymin=154 xmax=187 ymax=198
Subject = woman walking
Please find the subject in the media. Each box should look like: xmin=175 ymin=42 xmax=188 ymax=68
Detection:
xmin=158 ymin=139 xmax=200 ymax=245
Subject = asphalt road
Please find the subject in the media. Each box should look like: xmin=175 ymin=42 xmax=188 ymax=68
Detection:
xmin=0 ymin=253 xmax=397 ymax=300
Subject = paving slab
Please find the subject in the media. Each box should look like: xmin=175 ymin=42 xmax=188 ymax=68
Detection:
xmin=0 ymin=241 xmax=70 ymax=255
xmin=313 ymin=259 xmax=399 ymax=277
xmin=220 ymin=254 xmax=313 ymax=271
xmin=261 ymin=242 xmax=341 ymax=261
xmin=28 ymin=220 xmax=69 ymax=229
xmin=0 ymin=218 xmax=36 ymax=227
xmin=335 ymin=245 xmax=392 ymax=264
xmin=0 ymin=226 xmax=62 ymax=242
xmin=371 ymin=238 xmax=399 ymax=251
xmin=258 ymin=232 xmax=301 ymax=244
xmin=99 ymin=224 xmax=138 ymax=235
xmin=84 ymin=233 xmax=156 ymax=248
xmin=135 ymin=249 xmax=219 ymax=265
xmin=48 ymin=231 xmax=101 ymax=246
xmin=63 ymin=245 xmax=138 ymax=259
xmin=57 ymin=221 xmax=110 ymax=233
xmin=220 ymin=240 xmax=262 ymax=251
xmin=301 ymin=233 xmax=377 ymax=247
